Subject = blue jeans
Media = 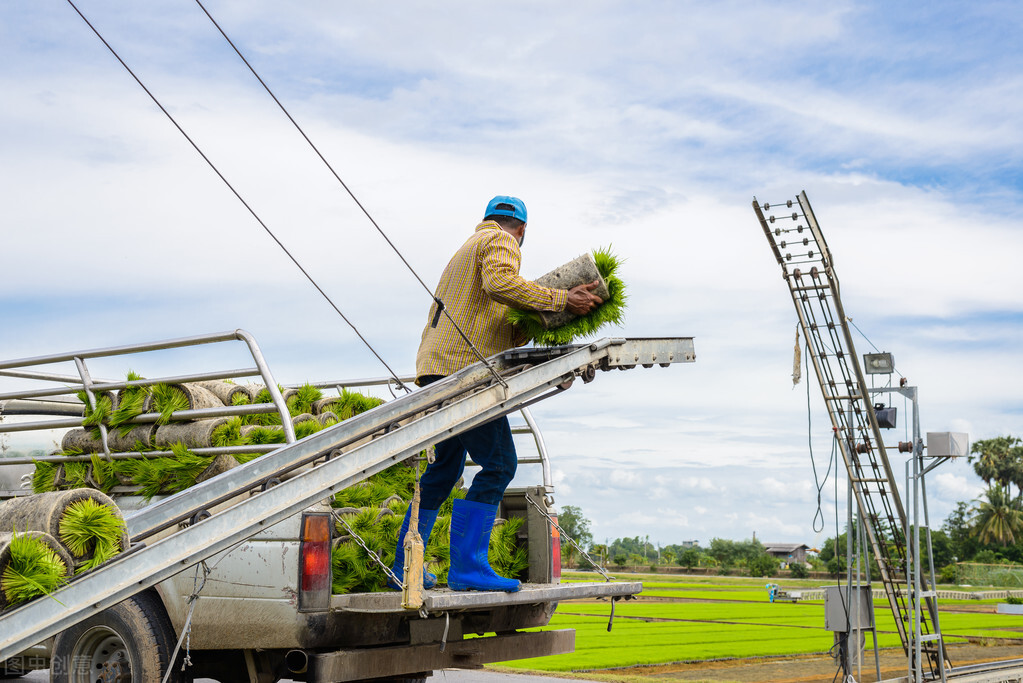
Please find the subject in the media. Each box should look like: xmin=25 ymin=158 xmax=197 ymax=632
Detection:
xmin=416 ymin=378 xmax=518 ymax=508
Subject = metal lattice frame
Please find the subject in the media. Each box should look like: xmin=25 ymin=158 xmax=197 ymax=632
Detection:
xmin=753 ymin=192 xmax=945 ymax=677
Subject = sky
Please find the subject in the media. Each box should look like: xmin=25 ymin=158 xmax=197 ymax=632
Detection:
xmin=1 ymin=0 xmax=1022 ymax=550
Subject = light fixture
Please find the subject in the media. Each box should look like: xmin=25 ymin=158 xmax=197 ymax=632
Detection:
xmin=873 ymin=402 xmax=897 ymax=429
xmin=863 ymin=352 xmax=895 ymax=375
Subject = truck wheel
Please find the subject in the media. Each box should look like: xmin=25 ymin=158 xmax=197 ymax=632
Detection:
xmin=51 ymin=590 xmax=185 ymax=683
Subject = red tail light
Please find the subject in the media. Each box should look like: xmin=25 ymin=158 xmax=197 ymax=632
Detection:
xmin=551 ymin=515 xmax=561 ymax=581
xmin=299 ymin=513 xmax=331 ymax=611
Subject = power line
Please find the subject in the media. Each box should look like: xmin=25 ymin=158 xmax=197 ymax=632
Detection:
xmin=192 ymin=0 xmax=506 ymax=387
xmin=65 ymin=0 xmax=411 ymax=390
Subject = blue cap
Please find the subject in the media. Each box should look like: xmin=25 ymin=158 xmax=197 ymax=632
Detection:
xmin=484 ymin=195 xmax=527 ymax=223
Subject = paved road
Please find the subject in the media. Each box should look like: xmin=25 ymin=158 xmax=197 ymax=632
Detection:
xmin=24 ymin=669 xmax=602 ymax=682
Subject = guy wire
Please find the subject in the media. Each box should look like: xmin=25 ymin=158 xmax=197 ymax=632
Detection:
xmin=193 ymin=0 xmax=507 ymax=388
xmin=65 ymin=0 xmax=412 ymax=392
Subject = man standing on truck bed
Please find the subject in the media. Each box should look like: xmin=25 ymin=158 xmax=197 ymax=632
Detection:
xmin=389 ymin=195 xmax=603 ymax=593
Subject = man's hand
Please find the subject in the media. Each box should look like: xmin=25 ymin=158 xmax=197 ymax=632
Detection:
xmin=566 ymin=280 xmax=603 ymax=316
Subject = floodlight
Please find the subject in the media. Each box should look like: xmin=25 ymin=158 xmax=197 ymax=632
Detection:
xmin=863 ymin=352 xmax=895 ymax=375
xmin=873 ymin=403 xmax=897 ymax=429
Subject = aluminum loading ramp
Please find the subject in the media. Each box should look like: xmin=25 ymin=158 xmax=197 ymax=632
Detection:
xmin=0 ymin=336 xmax=694 ymax=660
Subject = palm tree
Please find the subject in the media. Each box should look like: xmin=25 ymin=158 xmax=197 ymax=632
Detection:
xmin=972 ymin=485 xmax=1023 ymax=547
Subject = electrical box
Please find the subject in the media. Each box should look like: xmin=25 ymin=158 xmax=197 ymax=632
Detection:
xmin=824 ymin=585 xmax=874 ymax=631
xmin=926 ymin=432 xmax=969 ymax=458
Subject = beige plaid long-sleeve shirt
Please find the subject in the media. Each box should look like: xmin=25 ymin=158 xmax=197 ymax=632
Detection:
xmin=416 ymin=221 xmax=568 ymax=380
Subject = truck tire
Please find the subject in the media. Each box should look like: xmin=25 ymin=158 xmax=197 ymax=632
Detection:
xmin=51 ymin=590 xmax=186 ymax=683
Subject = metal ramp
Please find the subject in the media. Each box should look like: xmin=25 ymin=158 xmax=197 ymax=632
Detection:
xmin=753 ymin=193 xmax=948 ymax=679
xmin=0 ymin=334 xmax=694 ymax=660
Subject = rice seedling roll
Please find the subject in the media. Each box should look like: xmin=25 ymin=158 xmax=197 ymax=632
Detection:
xmin=194 ymin=380 xmax=251 ymax=406
xmin=154 ymin=417 xmax=230 ymax=449
xmin=0 ymin=490 xmax=128 ymax=572
xmin=0 ymin=530 xmax=74 ymax=610
xmin=145 ymin=383 xmax=224 ymax=424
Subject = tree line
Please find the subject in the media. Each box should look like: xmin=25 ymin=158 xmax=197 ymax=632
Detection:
xmin=555 ymin=506 xmax=801 ymax=578
xmin=556 ymin=435 xmax=1023 ymax=581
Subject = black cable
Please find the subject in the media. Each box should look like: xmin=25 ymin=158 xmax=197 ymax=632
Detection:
xmin=65 ymin=0 xmax=412 ymax=392
xmin=192 ymin=0 xmax=506 ymax=387
xmin=806 ymin=340 xmax=835 ymax=534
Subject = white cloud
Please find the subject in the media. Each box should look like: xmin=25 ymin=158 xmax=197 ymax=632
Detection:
xmin=2 ymin=0 xmax=1020 ymax=548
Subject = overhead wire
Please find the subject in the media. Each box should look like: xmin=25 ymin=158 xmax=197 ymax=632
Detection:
xmin=191 ymin=0 xmax=507 ymax=388
xmin=64 ymin=0 xmax=411 ymax=392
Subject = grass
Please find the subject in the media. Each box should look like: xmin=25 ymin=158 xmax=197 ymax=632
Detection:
xmin=497 ymin=571 xmax=1023 ymax=674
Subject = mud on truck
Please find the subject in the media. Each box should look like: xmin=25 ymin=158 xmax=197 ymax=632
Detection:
xmin=0 ymin=330 xmax=694 ymax=682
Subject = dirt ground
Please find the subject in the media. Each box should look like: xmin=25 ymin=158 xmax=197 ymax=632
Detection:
xmin=606 ymin=643 xmax=1023 ymax=682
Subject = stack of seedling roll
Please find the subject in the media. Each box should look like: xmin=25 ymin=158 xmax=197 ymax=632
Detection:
xmin=330 ymin=464 xmax=528 ymax=594
xmin=0 ymin=490 xmax=127 ymax=609
xmin=26 ymin=378 xmax=529 ymax=596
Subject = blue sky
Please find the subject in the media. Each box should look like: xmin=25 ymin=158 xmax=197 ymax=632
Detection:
xmin=2 ymin=0 xmax=1022 ymax=548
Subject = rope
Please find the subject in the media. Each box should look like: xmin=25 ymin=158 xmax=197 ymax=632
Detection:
xmin=806 ymin=340 xmax=835 ymax=534
xmin=192 ymin=0 xmax=508 ymax=389
xmin=162 ymin=560 xmax=210 ymax=683
xmin=65 ymin=0 xmax=411 ymax=394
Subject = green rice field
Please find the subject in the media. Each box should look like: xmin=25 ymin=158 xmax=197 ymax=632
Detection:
xmin=499 ymin=572 xmax=1023 ymax=674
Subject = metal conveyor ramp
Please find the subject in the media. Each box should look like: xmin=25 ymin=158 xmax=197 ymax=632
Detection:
xmin=0 ymin=336 xmax=694 ymax=660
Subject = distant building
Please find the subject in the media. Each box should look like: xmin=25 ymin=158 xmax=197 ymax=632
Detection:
xmin=680 ymin=540 xmax=699 ymax=549
xmin=764 ymin=543 xmax=810 ymax=565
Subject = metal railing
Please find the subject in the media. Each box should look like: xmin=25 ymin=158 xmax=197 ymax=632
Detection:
xmin=0 ymin=331 xmax=295 ymax=460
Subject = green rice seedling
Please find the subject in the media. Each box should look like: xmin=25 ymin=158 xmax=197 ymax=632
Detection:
xmin=31 ymin=461 xmax=58 ymax=494
xmin=162 ymin=444 xmax=215 ymax=493
xmin=211 ymin=417 xmax=245 ymax=448
xmin=334 ymin=481 xmax=375 ymax=510
xmin=76 ymin=537 xmax=119 ymax=573
xmin=78 ymin=392 xmax=113 ymax=430
xmin=149 ymin=384 xmax=189 ymax=425
xmin=368 ymin=479 xmax=403 ymax=507
xmin=88 ymin=454 xmax=118 ymax=493
xmin=232 ymin=452 xmax=263 ymax=465
xmin=327 ymin=389 xmax=384 ymax=421
xmin=110 ymin=371 xmax=149 ymax=434
xmin=58 ymin=498 xmax=125 ymax=564
xmin=129 ymin=457 xmax=174 ymax=501
xmin=489 ymin=517 xmax=528 ymax=578
xmin=439 ymin=485 xmax=466 ymax=517
xmin=294 ymin=419 xmax=322 ymax=440
xmin=1 ymin=532 xmax=68 ymax=606
xmin=231 ymin=391 xmax=251 ymax=406
xmin=245 ymin=426 xmax=286 ymax=445
xmin=506 ymin=246 xmax=627 ymax=346
xmin=427 ymin=514 xmax=451 ymax=583
xmin=376 ymin=509 xmax=402 ymax=542
xmin=330 ymin=543 xmax=363 ymax=594
xmin=248 ymin=386 xmax=289 ymax=425
xmin=287 ymin=384 xmax=323 ymax=416
xmin=61 ymin=461 xmax=90 ymax=490
xmin=344 ymin=508 xmax=382 ymax=538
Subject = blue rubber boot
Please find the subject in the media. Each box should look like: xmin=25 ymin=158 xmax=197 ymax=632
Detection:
xmin=387 ymin=506 xmax=440 ymax=590
xmin=447 ymin=498 xmax=521 ymax=592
